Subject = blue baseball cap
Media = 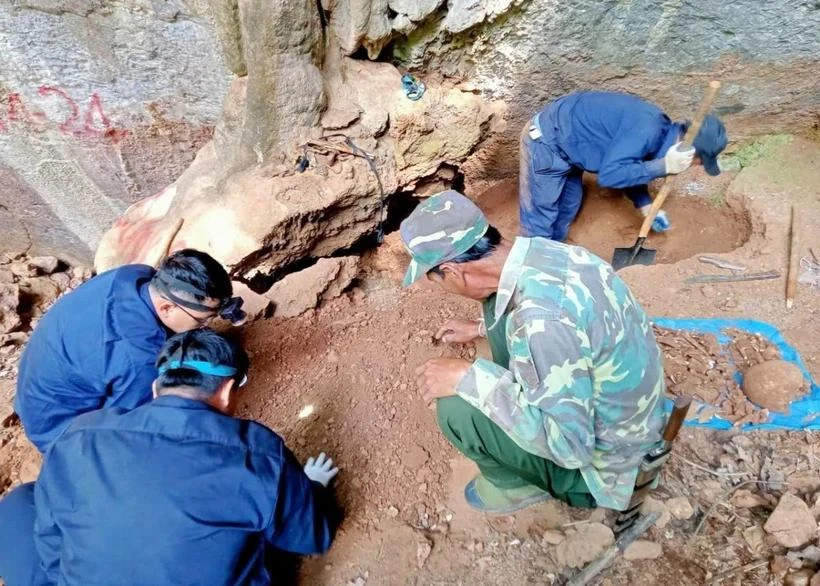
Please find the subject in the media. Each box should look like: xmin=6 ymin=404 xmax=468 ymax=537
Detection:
xmin=693 ymin=114 xmax=728 ymax=176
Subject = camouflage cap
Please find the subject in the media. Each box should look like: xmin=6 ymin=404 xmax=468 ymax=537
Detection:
xmin=399 ymin=190 xmax=489 ymax=286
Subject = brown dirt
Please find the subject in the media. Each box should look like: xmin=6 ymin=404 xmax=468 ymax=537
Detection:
xmin=0 ymin=138 xmax=818 ymax=585
xmin=655 ymin=326 xmax=794 ymax=426
xmin=476 ymin=173 xmax=750 ymax=265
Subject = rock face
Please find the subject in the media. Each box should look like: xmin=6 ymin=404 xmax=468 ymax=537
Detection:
xmin=391 ymin=0 xmax=820 ymax=192
xmin=94 ymin=57 xmax=494 ymax=278
xmin=743 ymin=360 xmax=807 ymax=413
xmin=2 ymin=0 xmax=819 ymax=268
xmin=0 ymin=1 xmax=232 ymax=263
xmin=764 ymin=494 xmax=818 ymax=549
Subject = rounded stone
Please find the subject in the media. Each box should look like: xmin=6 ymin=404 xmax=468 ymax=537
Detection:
xmin=742 ymin=360 xmax=806 ymax=413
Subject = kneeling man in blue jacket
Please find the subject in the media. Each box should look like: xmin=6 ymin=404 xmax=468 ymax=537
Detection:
xmin=0 ymin=328 xmax=340 ymax=586
xmin=519 ymin=91 xmax=728 ymax=240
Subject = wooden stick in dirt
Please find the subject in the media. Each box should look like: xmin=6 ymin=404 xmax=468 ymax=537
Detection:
xmin=786 ymin=206 xmax=799 ymax=309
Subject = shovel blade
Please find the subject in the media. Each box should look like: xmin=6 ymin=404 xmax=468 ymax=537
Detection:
xmin=611 ymin=245 xmax=657 ymax=271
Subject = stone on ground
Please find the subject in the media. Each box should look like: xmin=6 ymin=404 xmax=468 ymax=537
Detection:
xmin=666 ymin=496 xmax=694 ymax=520
xmin=743 ymin=360 xmax=807 ymax=413
xmin=764 ymin=493 xmax=818 ymax=548
xmin=623 ymin=540 xmax=662 ymax=561
xmin=230 ymin=282 xmax=273 ymax=322
xmin=641 ymin=495 xmax=671 ymax=529
xmin=265 ymin=257 xmax=360 ymax=318
xmin=553 ymin=522 xmax=614 ymax=569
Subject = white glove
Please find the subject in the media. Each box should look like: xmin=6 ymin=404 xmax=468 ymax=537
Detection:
xmin=304 ymin=452 xmax=339 ymax=487
xmin=664 ymin=142 xmax=696 ymax=175
xmin=639 ymin=206 xmax=671 ymax=232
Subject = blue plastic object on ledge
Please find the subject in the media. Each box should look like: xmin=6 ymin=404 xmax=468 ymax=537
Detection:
xmin=653 ymin=317 xmax=820 ymax=431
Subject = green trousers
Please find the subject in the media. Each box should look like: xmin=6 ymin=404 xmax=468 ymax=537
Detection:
xmin=435 ymin=295 xmax=596 ymax=508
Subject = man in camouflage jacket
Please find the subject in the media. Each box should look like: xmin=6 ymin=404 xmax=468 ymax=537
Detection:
xmin=402 ymin=190 xmax=665 ymax=513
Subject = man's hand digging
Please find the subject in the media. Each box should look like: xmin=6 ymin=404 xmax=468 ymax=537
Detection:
xmin=435 ymin=319 xmax=482 ymax=344
xmin=415 ymin=358 xmax=471 ymax=404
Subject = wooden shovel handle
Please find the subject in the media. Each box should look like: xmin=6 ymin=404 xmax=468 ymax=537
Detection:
xmin=637 ymin=80 xmax=722 ymax=239
xmin=663 ymin=395 xmax=693 ymax=443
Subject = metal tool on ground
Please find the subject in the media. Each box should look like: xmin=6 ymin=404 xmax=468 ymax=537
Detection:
xmin=565 ymin=395 xmax=692 ymax=585
xmin=698 ymin=255 xmax=747 ymax=272
xmin=612 ymin=80 xmax=722 ymax=270
xmin=684 ymin=270 xmax=780 ymax=285
xmin=786 ymin=205 xmax=799 ymax=309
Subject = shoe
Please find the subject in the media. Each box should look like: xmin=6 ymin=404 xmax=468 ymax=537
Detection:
xmin=464 ymin=474 xmax=552 ymax=514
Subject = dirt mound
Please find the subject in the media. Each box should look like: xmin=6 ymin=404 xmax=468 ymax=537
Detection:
xmin=654 ymin=326 xmax=804 ymax=426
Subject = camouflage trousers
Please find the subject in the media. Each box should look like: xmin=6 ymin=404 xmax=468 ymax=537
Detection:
xmin=435 ymin=295 xmax=596 ymax=508
xmin=436 ymin=396 xmax=596 ymax=508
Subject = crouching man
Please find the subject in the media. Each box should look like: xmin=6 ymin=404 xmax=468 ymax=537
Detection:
xmin=0 ymin=329 xmax=340 ymax=586
xmin=402 ymin=190 xmax=665 ymax=514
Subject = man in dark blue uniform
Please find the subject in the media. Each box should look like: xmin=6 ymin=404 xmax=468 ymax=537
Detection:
xmin=519 ymin=91 xmax=728 ymax=241
xmin=0 ymin=329 xmax=340 ymax=586
xmin=15 ymin=248 xmax=247 ymax=452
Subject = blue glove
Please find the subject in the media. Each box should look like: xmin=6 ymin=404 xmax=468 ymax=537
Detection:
xmin=651 ymin=210 xmax=671 ymax=232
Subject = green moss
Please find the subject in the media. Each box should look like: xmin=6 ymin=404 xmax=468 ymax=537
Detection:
xmin=728 ymin=134 xmax=793 ymax=169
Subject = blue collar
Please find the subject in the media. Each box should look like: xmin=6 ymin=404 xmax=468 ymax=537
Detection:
xmin=151 ymin=394 xmax=220 ymax=412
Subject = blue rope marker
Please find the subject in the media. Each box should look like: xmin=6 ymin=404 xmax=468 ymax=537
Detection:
xmin=654 ymin=317 xmax=820 ymax=431
xmin=401 ymin=74 xmax=425 ymax=101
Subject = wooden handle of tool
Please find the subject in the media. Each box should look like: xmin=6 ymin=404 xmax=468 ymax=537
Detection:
xmin=637 ymin=80 xmax=722 ymax=239
xmin=663 ymin=395 xmax=693 ymax=443
xmin=786 ymin=205 xmax=799 ymax=309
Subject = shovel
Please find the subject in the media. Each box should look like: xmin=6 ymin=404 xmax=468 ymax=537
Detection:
xmin=611 ymin=80 xmax=722 ymax=271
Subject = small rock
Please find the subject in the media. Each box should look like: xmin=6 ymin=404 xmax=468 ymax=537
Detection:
xmin=0 ymin=283 xmax=21 ymax=334
xmin=230 ymin=281 xmax=273 ymax=322
xmin=402 ymin=445 xmax=429 ymax=471
xmin=785 ymin=569 xmax=816 ymax=586
xmin=541 ymin=530 xmax=565 ymax=545
xmin=386 ymin=505 xmax=399 ymax=518
xmin=588 ymin=508 xmax=607 ymax=523
xmin=49 ymin=272 xmax=71 ymax=291
xmin=743 ymin=360 xmax=807 ymax=413
xmin=787 ymin=545 xmax=820 ymax=566
xmin=731 ymin=489 xmax=769 ymax=509
xmin=9 ymin=261 xmax=36 ymax=278
xmin=623 ymin=540 xmax=662 ymax=561
xmin=742 ymin=525 xmax=765 ymax=553
xmin=666 ymin=496 xmax=694 ymax=520
xmin=700 ymin=285 xmax=717 ymax=298
xmin=28 ymin=256 xmax=59 ymax=274
xmin=771 ymin=554 xmax=792 ymax=579
xmin=554 ymin=523 xmax=614 ymax=569
xmin=416 ymin=535 xmax=432 ymax=568
xmin=327 ymin=349 xmax=339 ymax=363
xmin=641 ymin=496 xmax=671 ymax=529
xmin=764 ymin=493 xmax=818 ymax=548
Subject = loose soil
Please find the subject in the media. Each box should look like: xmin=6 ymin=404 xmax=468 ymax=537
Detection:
xmin=1 ymin=138 xmax=819 ymax=585
xmin=477 ymin=175 xmax=751 ymax=265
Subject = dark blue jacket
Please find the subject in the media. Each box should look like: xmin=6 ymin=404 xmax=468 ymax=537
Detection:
xmin=33 ymin=395 xmax=339 ymax=585
xmin=539 ymin=91 xmax=685 ymax=207
xmin=15 ymin=264 xmax=168 ymax=451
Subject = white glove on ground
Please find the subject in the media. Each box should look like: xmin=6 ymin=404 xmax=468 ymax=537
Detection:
xmin=664 ymin=142 xmax=696 ymax=174
xmin=304 ymin=452 xmax=339 ymax=487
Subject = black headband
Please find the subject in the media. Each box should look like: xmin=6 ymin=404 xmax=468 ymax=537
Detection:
xmin=152 ymin=274 xmax=247 ymax=325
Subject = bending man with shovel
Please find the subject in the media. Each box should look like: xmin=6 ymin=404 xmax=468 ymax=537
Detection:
xmin=519 ymin=91 xmax=727 ymax=241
